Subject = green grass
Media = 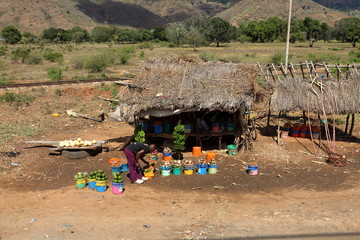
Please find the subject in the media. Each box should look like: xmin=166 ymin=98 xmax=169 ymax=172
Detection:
xmin=0 ymin=41 xmax=357 ymax=83
xmin=0 ymin=122 xmax=45 ymax=145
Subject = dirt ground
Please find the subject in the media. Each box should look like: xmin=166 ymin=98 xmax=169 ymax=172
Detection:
xmin=1 ymin=85 xmax=360 ymax=240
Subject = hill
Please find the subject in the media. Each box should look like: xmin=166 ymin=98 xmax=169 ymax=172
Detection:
xmin=313 ymin=0 xmax=360 ymax=11
xmin=215 ymin=0 xmax=349 ymax=26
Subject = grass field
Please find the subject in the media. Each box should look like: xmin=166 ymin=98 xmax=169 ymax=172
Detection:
xmin=0 ymin=41 xmax=358 ymax=84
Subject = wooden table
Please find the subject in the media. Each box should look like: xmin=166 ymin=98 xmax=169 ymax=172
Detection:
xmin=146 ymin=131 xmax=238 ymax=149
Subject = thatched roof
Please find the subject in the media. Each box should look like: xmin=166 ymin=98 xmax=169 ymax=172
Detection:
xmin=271 ymin=75 xmax=360 ymax=114
xmin=119 ymin=56 xmax=259 ymax=122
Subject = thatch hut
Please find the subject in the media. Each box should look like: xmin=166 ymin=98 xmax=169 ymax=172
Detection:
xmin=118 ymin=56 xmax=260 ymax=148
xmin=271 ymin=75 xmax=360 ymax=114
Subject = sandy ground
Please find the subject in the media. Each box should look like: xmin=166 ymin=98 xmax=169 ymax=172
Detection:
xmin=1 ymin=86 xmax=360 ymax=240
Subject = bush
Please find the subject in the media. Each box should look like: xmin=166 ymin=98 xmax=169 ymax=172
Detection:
xmin=270 ymin=53 xmax=284 ymax=65
xmin=0 ymin=92 xmax=35 ymax=106
xmin=221 ymin=55 xmax=242 ymax=63
xmin=119 ymin=52 xmax=130 ymax=65
xmin=137 ymin=42 xmax=153 ymax=49
xmin=47 ymin=67 xmax=62 ymax=81
xmin=25 ymin=51 xmax=43 ymax=65
xmin=72 ymin=56 xmax=86 ymax=69
xmin=119 ymin=46 xmax=136 ymax=54
xmin=43 ymin=49 xmax=63 ymax=62
xmin=12 ymin=47 xmax=31 ymax=63
xmin=0 ymin=46 xmax=7 ymax=56
xmin=349 ymin=50 xmax=360 ymax=63
xmin=198 ymin=51 xmax=217 ymax=61
xmin=84 ymin=53 xmax=111 ymax=72
xmin=308 ymin=53 xmax=340 ymax=63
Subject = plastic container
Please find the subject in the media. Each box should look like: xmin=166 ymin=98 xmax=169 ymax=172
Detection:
xmin=312 ymin=132 xmax=320 ymax=140
xmin=206 ymin=152 xmax=216 ymax=162
xmin=184 ymin=169 xmax=193 ymax=175
xmin=226 ymin=123 xmax=234 ymax=132
xmin=163 ymin=152 xmax=172 ymax=161
xmin=154 ymin=121 xmax=162 ymax=133
xmin=227 ymin=145 xmax=237 ymax=155
xmin=120 ymin=163 xmax=129 ymax=172
xmin=208 ymin=164 xmax=218 ymax=174
xmin=247 ymin=165 xmax=258 ymax=176
xmin=87 ymin=179 xmax=96 ymax=189
xmin=111 ymin=166 xmax=122 ymax=177
xmin=96 ymin=180 xmax=107 ymax=192
xmin=160 ymin=166 xmax=171 ymax=177
xmin=197 ymin=164 xmax=208 ymax=175
xmin=163 ymin=124 xmax=172 ymax=133
xmin=148 ymin=154 xmax=158 ymax=161
xmin=212 ymin=123 xmax=220 ymax=132
xmin=185 ymin=125 xmax=191 ymax=134
xmin=76 ymin=179 xmax=87 ymax=189
xmin=299 ymin=125 xmax=308 ymax=138
xmin=172 ymin=167 xmax=181 ymax=175
xmin=144 ymin=168 xmax=155 ymax=179
xmin=192 ymin=146 xmax=202 ymax=156
xmin=280 ymin=130 xmax=289 ymax=138
xmin=291 ymin=124 xmax=300 ymax=138
xmin=112 ymin=182 xmax=123 ymax=195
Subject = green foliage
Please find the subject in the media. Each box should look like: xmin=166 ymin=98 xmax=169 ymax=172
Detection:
xmin=333 ymin=17 xmax=360 ymax=47
xmin=43 ymin=49 xmax=63 ymax=62
xmin=220 ymin=55 xmax=242 ymax=63
xmin=349 ymin=50 xmax=360 ymax=63
xmin=0 ymin=46 xmax=8 ymax=56
xmin=139 ymin=51 xmax=145 ymax=58
xmin=209 ymin=17 xmax=232 ymax=47
xmin=308 ymin=52 xmax=340 ymax=62
xmin=54 ymin=89 xmax=62 ymax=97
xmin=166 ymin=22 xmax=187 ymax=46
xmin=11 ymin=47 xmax=31 ymax=63
xmin=137 ymin=42 xmax=153 ymax=49
xmin=0 ymin=92 xmax=35 ymax=106
xmin=270 ymin=53 xmax=284 ymax=65
xmin=1 ymin=26 xmax=22 ymax=44
xmin=173 ymin=122 xmax=186 ymax=152
xmin=91 ymin=26 xmax=114 ymax=43
xmin=198 ymin=51 xmax=217 ymax=61
xmin=72 ymin=56 xmax=86 ymax=69
xmin=24 ymin=51 xmax=43 ymax=65
xmin=47 ymin=67 xmax=62 ymax=81
xmin=134 ymin=124 xmax=146 ymax=143
xmin=84 ymin=53 xmax=111 ymax=72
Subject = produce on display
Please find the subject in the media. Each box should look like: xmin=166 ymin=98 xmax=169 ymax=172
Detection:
xmin=95 ymin=169 xmax=108 ymax=181
xmin=59 ymin=138 xmax=97 ymax=147
xmin=74 ymin=172 xmax=88 ymax=188
xmin=113 ymin=172 xmax=124 ymax=183
xmin=134 ymin=124 xmax=146 ymax=143
xmin=172 ymin=121 xmax=185 ymax=159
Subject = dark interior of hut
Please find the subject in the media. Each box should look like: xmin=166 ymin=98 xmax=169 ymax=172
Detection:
xmin=140 ymin=110 xmax=239 ymax=151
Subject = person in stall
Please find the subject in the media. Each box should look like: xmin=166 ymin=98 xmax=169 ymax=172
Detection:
xmin=124 ymin=142 xmax=156 ymax=184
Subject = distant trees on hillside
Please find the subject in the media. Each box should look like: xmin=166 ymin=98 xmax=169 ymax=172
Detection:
xmin=0 ymin=16 xmax=359 ymax=47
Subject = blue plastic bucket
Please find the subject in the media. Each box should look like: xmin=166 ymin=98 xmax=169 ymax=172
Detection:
xmin=120 ymin=164 xmax=129 ymax=172
xmin=76 ymin=183 xmax=87 ymax=189
xmin=112 ymin=166 xmax=121 ymax=176
xmin=197 ymin=164 xmax=207 ymax=175
xmin=96 ymin=185 xmax=107 ymax=192
xmin=154 ymin=124 xmax=162 ymax=133
xmin=148 ymin=154 xmax=158 ymax=161
xmin=247 ymin=165 xmax=258 ymax=176
xmin=88 ymin=180 xmax=96 ymax=189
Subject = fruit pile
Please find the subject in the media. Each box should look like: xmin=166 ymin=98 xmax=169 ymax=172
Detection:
xmin=88 ymin=171 xmax=97 ymax=180
xmin=74 ymin=172 xmax=88 ymax=181
xmin=95 ymin=170 xmax=108 ymax=181
xmin=59 ymin=138 xmax=97 ymax=147
xmin=113 ymin=172 xmax=124 ymax=183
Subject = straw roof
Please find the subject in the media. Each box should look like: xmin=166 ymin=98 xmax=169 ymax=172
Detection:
xmin=119 ymin=56 xmax=259 ymax=122
xmin=271 ymin=75 xmax=360 ymax=114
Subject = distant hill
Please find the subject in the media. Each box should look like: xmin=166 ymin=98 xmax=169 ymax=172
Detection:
xmin=0 ymin=0 xmax=357 ymax=34
xmin=313 ymin=0 xmax=360 ymax=11
xmin=216 ymin=0 xmax=349 ymax=26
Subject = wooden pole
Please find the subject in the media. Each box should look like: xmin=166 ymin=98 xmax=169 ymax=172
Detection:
xmin=267 ymin=100 xmax=271 ymax=127
xmin=345 ymin=114 xmax=350 ymax=135
xmin=349 ymin=113 xmax=355 ymax=136
xmin=284 ymin=0 xmax=293 ymax=74
xmin=303 ymin=111 xmax=306 ymax=125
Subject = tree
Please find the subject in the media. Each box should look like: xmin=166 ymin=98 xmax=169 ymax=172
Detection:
xmin=153 ymin=26 xmax=167 ymax=41
xmin=208 ymin=17 xmax=231 ymax=47
xmin=12 ymin=47 xmax=31 ymax=63
xmin=91 ymin=26 xmax=113 ymax=43
xmin=185 ymin=26 xmax=206 ymax=51
xmin=2 ymin=26 xmax=22 ymax=44
xmin=166 ymin=22 xmax=187 ymax=46
xmin=333 ymin=17 xmax=360 ymax=47
xmin=22 ymin=32 xmax=39 ymax=44
xmin=303 ymin=17 xmax=321 ymax=47
xmin=42 ymin=27 xmax=68 ymax=42
xmin=68 ymin=26 xmax=89 ymax=43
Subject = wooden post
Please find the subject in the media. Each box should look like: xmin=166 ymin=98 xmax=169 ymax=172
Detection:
xmin=344 ymin=114 xmax=350 ymax=135
xmin=267 ymin=100 xmax=271 ymax=127
xmin=300 ymin=62 xmax=306 ymax=79
xmin=303 ymin=111 xmax=306 ymax=125
xmin=349 ymin=113 xmax=355 ymax=136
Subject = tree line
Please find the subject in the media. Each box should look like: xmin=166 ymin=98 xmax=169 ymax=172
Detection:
xmin=1 ymin=16 xmax=359 ymax=48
